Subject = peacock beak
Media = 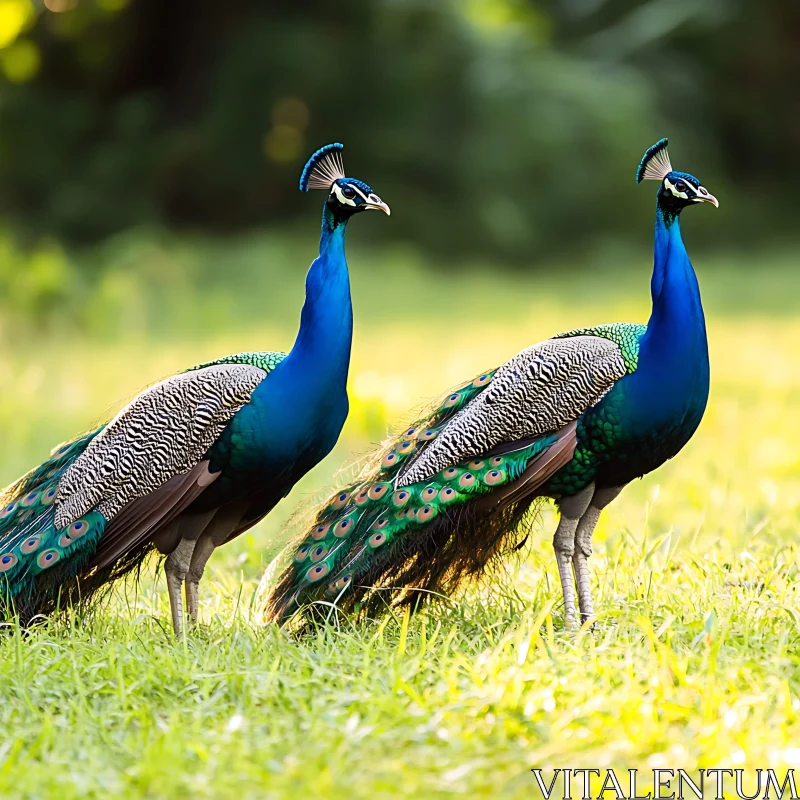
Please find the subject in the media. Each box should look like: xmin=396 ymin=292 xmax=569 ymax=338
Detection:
xmin=365 ymin=194 xmax=391 ymax=215
xmin=695 ymin=187 xmax=719 ymax=208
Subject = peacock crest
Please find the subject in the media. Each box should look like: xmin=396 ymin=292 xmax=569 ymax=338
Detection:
xmin=299 ymin=143 xmax=346 ymax=191
xmin=636 ymin=138 xmax=672 ymax=184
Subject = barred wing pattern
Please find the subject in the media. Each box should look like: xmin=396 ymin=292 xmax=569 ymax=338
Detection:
xmin=397 ymin=336 xmax=627 ymax=486
xmin=55 ymin=364 xmax=268 ymax=528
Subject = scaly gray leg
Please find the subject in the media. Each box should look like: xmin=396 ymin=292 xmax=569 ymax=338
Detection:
xmin=553 ymin=482 xmax=595 ymax=628
xmin=572 ymin=485 xmax=625 ymax=623
xmin=185 ymin=503 xmax=247 ymax=625
xmin=159 ymin=510 xmax=217 ymax=635
xmin=164 ymin=538 xmax=197 ymax=636
xmin=186 ymin=531 xmax=218 ymax=625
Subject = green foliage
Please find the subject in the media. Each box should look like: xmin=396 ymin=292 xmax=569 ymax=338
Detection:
xmin=4 ymin=560 xmax=800 ymax=798
xmin=0 ymin=0 xmax=795 ymax=260
xmin=0 ymin=230 xmax=76 ymax=326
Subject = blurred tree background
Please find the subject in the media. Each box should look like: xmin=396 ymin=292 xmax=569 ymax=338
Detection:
xmin=0 ymin=0 xmax=797 ymax=338
xmin=0 ymin=0 xmax=796 ymax=257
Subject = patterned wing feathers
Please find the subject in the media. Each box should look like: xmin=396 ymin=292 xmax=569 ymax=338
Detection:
xmin=55 ymin=363 xmax=267 ymax=529
xmin=398 ymin=336 xmax=626 ymax=485
xmin=0 ymin=361 xmax=268 ymax=620
xmin=553 ymin=322 xmax=646 ymax=373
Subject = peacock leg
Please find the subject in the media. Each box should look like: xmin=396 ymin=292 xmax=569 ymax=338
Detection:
xmin=572 ymin=485 xmax=625 ymax=623
xmin=553 ymin=482 xmax=595 ymax=628
xmin=185 ymin=503 xmax=247 ymax=625
xmin=164 ymin=538 xmax=197 ymax=636
xmin=185 ymin=530 xmax=217 ymax=625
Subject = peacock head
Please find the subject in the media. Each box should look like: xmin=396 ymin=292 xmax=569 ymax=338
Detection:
xmin=636 ymin=138 xmax=719 ymax=214
xmin=300 ymin=143 xmax=390 ymax=223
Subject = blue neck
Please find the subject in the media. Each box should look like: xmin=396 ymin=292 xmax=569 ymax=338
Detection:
xmin=641 ymin=204 xmax=707 ymax=360
xmin=619 ymin=199 xmax=710 ymax=438
xmin=282 ymin=205 xmax=353 ymax=394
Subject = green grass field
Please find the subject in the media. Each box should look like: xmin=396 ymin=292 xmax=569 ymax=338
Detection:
xmin=1 ymin=234 xmax=800 ymax=798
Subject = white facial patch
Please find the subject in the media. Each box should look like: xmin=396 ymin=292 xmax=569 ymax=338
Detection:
xmin=330 ymin=183 xmax=357 ymax=207
xmin=664 ymin=176 xmax=690 ymax=201
xmin=348 ymin=184 xmax=370 ymax=202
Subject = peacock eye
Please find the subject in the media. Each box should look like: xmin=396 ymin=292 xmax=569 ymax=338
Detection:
xmin=342 ymin=185 xmax=356 ymax=199
xmin=674 ymin=180 xmax=687 ymax=192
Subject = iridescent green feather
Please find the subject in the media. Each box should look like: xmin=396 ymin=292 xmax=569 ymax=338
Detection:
xmin=186 ymin=350 xmax=287 ymax=374
xmin=0 ymin=430 xmax=105 ymax=615
xmin=0 ymin=429 xmax=102 ymax=506
xmin=286 ymin=436 xmax=557 ymax=607
xmin=553 ymin=322 xmax=646 ymax=373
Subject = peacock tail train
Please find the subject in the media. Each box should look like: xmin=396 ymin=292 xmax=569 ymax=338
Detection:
xmin=0 ymin=429 xmax=108 ymax=620
xmin=264 ymin=365 xmax=576 ymax=624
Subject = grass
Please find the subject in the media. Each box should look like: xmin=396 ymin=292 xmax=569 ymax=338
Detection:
xmin=1 ymin=232 xmax=800 ymax=797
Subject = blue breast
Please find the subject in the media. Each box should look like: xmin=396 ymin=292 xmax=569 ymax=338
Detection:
xmin=230 ymin=366 xmax=349 ymax=471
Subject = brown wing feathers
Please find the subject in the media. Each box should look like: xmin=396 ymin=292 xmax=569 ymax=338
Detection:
xmin=477 ymin=421 xmax=578 ymax=512
xmin=90 ymin=463 xmax=220 ymax=570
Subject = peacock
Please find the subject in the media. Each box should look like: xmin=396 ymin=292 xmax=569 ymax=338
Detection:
xmin=0 ymin=143 xmax=389 ymax=634
xmin=264 ymin=139 xmax=717 ymax=628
